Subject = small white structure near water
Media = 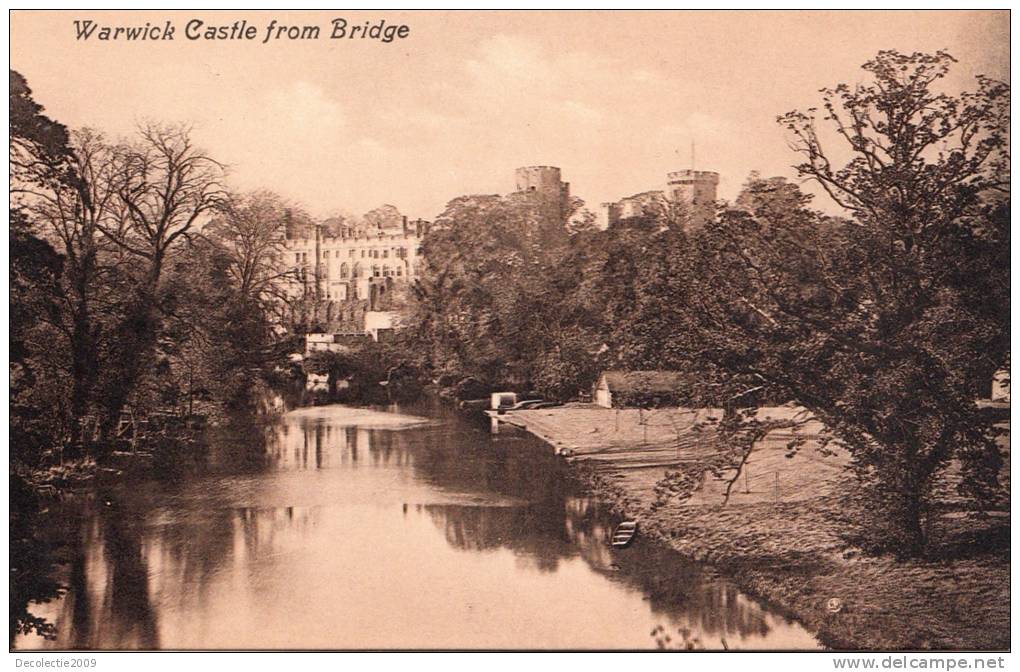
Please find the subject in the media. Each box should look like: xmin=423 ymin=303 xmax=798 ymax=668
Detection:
xmin=364 ymin=311 xmax=397 ymax=342
xmin=593 ymin=370 xmax=686 ymax=408
xmin=490 ymin=392 xmax=517 ymax=410
xmin=306 ymin=372 xmax=330 ymax=392
xmin=992 ymin=368 xmax=1010 ymax=402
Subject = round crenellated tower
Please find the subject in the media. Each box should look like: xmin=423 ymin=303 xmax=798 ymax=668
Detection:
xmin=666 ymin=169 xmax=719 ymax=204
xmin=666 ymin=169 xmax=719 ymax=227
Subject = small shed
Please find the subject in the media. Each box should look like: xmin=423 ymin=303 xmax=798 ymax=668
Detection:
xmin=491 ymin=392 xmax=518 ymax=411
xmin=593 ymin=370 xmax=686 ymax=408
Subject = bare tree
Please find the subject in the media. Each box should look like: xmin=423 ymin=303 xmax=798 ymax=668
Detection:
xmin=18 ymin=129 xmax=126 ymax=446
xmin=205 ymin=190 xmax=299 ymax=311
xmin=102 ymin=122 xmax=226 ymax=284
xmin=95 ymin=122 xmax=226 ymax=440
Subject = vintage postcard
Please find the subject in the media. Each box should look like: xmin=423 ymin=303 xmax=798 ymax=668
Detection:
xmin=8 ymin=8 xmax=1010 ymax=659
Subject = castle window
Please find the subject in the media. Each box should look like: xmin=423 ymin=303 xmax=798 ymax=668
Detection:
xmin=372 ymin=266 xmax=380 ymax=277
xmin=335 ymin=250 xmax=340 ymax=258
xmin=383 ymin=249 xmax=389 ymax=258
xmin=340 ymin=263 xmax=349 ymax=279
xmin=396 ymin=267 xmax=402 ymax=277
xmin=295 ymin=252 xmax=300 ymax=263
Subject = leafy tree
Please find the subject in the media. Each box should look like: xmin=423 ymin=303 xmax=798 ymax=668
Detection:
xmin=363 ymin=204 xmax=403 ymax=230
xmin=9 ymin=69 xmax=77 ymax=460
xmin=9 ymin=70 xmax=72 ymax=190
xmin=656 ymin=51 xmax=1009 ymax=556
xmin=9 ymin=210 xmax=64 ymax=464
xmin=410 ymin=191 xmax=575 ymax=392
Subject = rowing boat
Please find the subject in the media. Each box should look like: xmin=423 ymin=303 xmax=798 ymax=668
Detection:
xmin=610 ymin=521 xmax=638 ymax=548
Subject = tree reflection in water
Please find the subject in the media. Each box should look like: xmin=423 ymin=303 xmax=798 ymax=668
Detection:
xmin=41 ymin=496 xmax=162 ymax=650
xmin=15 ymin=400 xmax=816 ymax=650
xmin=421 ymin=497 xmax=777 ymax=644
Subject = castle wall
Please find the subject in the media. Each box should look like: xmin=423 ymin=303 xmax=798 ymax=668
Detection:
xmin=597 ymin=202 xmax=621 ymax=230
xmin=601 ymin=169 xmax=720 ymax=230
xmin=515 ymin=165 xmax=562 ymax=195
xmin=514 ymin=165 xmax=571 ymax=219
xmin=283 ymin=216 xmax=427 ymax=335
xmin=666 ymin=170 xmax=719 ymax=228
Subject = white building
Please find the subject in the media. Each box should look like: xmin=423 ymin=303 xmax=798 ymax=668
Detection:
xmin=283 ymin=215 xmax=429 ymax=303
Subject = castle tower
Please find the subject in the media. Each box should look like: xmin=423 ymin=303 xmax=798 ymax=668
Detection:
xmin=666 ymin=169 xmax=719 ymax=228
xmin=597 ymin=202 xmax=621 ymax=230
xmin=515 ymin=166 xmax=570 ymax=219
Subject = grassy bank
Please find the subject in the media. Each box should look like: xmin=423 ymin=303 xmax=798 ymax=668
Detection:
xmin=579 ymin=463 xmax=1008 ymax=650
xmin=501 ymin=406 xmax=1010 ymax=650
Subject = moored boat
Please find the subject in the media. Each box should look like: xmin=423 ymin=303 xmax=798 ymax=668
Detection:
xmin=610 ymin=521 xmax=638 ymax=548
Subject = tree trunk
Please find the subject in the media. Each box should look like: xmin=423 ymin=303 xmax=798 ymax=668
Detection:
xmin=899 ymin=490 xmax=928 ymax=557
xmin=68 ymin=292 xmax=96 ymax=455
xmin=889 ymin=458 xmax=933 ymax=557
xmin=97 ymin=266 xmax=162 ymax=457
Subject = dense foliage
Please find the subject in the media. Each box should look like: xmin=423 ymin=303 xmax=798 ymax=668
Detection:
xmin=6 ymin=49 xmax=1011 ymax=645
xmin=408 ymin=51 xmax=1009 ymax=556
xmin=9 ymin=72 xmax=300 ymax=639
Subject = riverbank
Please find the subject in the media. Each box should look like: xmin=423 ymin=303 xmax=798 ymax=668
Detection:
xmin=17 ymin=400 xmax=823 ymax=650
xmin=497 ymin=404 xmax=1010 ymax=650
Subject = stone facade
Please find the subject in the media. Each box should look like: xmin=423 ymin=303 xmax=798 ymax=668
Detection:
xmin=514 ymin=165 xmax=571 ymax=219
xmin=666 ymin=169 xmax=719 ymax=226
xmin=283 ymin=215 xmax=428 ymax=333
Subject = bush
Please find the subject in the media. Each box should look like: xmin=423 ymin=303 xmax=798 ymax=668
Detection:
xmin=454 ymin=376 xmax=490 ymax=401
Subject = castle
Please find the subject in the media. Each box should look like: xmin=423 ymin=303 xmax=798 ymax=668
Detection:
xmin=284 ymin=164 xmax=716 ymax=340
xmin=283 ymin=210 xmax=429 ymax=338
xmin=513 ymin=165 xmax=571 ymax=219
xmin=598 ymin=169 xmax=719 ymax=230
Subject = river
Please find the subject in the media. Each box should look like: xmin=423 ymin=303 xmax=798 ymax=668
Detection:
xmin=15 ymin=399 xmax=819 ymax=650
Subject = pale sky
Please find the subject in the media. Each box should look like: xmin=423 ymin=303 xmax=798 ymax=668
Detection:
xmin=11 ymin=10 xmax=1009 ymax=220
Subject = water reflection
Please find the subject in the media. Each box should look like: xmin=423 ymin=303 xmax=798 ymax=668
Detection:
xmin=424 ymin=498 xmax=787 ymax=646
xmin=16 ymin=402 xmax=819 ymax=650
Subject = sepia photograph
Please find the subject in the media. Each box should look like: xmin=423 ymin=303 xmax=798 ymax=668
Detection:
xmin=7 ymin=8 xmax=1011 ymax=657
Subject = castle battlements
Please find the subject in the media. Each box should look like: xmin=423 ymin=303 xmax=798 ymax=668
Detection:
xmin=667 ymin=170 xmax=720 ymax=184
xmin=514 ymin=165 xmax=571 ymax=218
xmin=598 ymin=169 xmax=720 ymax=231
